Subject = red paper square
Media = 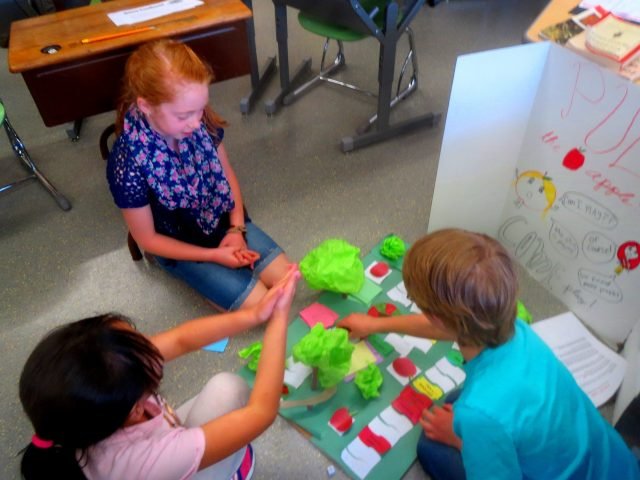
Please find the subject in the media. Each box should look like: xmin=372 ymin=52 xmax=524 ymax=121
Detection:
xmin=391 ymin=385 xmax=433 ymax=424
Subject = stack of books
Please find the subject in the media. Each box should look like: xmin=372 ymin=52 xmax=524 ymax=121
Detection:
xmin=539 ymin=8 xmax=603 ymax=45
xmin=566 ymin=13 xmax=640 ymax=81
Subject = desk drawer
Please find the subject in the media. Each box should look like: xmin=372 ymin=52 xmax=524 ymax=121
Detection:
xmin=22 ymin=20 xmax=250 ymax=127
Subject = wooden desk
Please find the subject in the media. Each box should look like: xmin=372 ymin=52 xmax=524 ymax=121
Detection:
xmin=525 ymin=0 xmax=578 ymax=43
xmin=8 ymin=0 xmax=252 ymax=127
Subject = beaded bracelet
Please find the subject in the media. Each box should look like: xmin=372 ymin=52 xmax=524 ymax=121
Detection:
xmin=227 ymin=225 xmax=247 ymax=236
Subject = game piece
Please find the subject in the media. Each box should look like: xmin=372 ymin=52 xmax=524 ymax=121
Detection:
xmin=329 ymin=407 xmax=354 ymax=435
xmin=368 ymin=303 xmax=398 ymax=317
xmin=370 ymin=261 xmax=389 ymax=277
xmin=392 ymin=357 xmax=418 ymax=377
xmin=202 ymin=337 xmax=229 ymax=352
xmin=355 ymin=364 xmax=383 ymax=399
xmin=379 ymin=234 xmax=406 ymax=260
xmin=446 ymin=349 xmax=465 ymax=367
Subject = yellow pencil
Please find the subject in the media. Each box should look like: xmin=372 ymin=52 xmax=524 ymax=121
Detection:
xmin=81 ymin=26 xmax=155 ymax=44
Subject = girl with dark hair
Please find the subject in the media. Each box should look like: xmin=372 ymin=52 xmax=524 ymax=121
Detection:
xmin=19 ymin=266 xmax=299 ymax=479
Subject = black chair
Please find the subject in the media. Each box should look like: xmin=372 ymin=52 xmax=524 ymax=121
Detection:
xmin=0 ymin=98 xmax=71 ymax=211
xmin=265 ymin=0 xmax=441 ymax=152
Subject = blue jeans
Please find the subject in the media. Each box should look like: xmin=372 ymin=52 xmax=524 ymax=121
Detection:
xmin=416 ymin=389 xmax=466 ymax=480
xmin=155 ymin=222 xmax=283 ymax=310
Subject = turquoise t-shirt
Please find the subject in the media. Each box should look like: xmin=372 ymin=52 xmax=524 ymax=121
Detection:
xmin=453 ymin=319 xmax=639 ymax=480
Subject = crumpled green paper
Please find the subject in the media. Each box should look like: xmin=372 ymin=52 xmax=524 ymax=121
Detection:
xmin=355 ymin=364 xmax=383 ymax=400
xmin=299 ymin=239 xmax=364 ymax=293
xmin=292 ymin=324 xmax=355 ymax=388
xmin=238 ymin=341 xmax=263 ymax=371
xmin=379 ymin=234 xmax=406 ymax=260
xmin=517 ymin=300 xmax=532 ymax=325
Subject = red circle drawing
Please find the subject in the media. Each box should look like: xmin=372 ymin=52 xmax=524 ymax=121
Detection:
xmin=370 ymin=262 xmax=390 ymax=277
xmin=393 ymin=357 xmax=417 ymax=377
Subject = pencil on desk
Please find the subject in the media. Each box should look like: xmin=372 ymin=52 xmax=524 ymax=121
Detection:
xmin=81 ymin=26 xmax=155 ymax=44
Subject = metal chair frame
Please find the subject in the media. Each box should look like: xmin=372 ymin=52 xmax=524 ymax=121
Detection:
xmin=0 ymin=100 xmax=71 ymax=211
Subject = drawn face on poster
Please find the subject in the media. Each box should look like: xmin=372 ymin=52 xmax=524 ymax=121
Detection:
xmin=498 ymin=46 xmax=640 ymax=342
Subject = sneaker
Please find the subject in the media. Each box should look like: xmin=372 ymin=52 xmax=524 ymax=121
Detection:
xmin=230 ymin=444 xmax=255 ymax=480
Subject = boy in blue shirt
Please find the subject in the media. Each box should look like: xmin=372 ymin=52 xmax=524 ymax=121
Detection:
xmin=338 ymin=228 xmax=639 ymax=480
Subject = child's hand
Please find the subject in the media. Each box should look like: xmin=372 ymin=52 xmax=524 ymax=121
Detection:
xmin=252 ymin=265 xmax=299 ymax=324
xmin=214 ymin=247 xmax=256 ymax=268
xmin=273 ymin=265 xmax=300 ymax=317
xmin=221 ymin=231 xmax=247 ymax=250
xmin=336 ymin=313 xmax=375 ymax=339
xmin=419 ymin=404 xmax=462 ymax=450
xmin=233 ymin=249 xmax=260 ymax=268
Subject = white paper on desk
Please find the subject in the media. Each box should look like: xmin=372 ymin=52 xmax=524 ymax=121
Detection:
xmin=531 ymin=312 xmax=626 ymax=407
xmin=108 ymin=0 xmax=204 ymax=26
xmin=579 ymin=0 xmax=640 ymax=23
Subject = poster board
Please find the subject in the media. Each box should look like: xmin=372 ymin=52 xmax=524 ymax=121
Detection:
xmin=429 ymin=42 xmax=640 ymax=345
xmin=239 ymin=241 xmax=467 ymax=480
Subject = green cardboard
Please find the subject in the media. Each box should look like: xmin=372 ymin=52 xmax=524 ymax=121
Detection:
xmin=239 ymin=240 xmax=459 ymax=480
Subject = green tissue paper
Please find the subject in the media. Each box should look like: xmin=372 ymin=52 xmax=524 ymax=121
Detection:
xmin=517 ymin=300 xmax=533 ymax=325
xmin=379 ymin=234 xmax=406 ymax=260
xmin=355 ymin=364 xmax=383 ymax=399
xmin=293 ymin=324 xmax=355 ymax=388
xmin=238 ymin=341 xmax=263 ymax=371
xmin=299 ymin=239 xmax=364 ymax=294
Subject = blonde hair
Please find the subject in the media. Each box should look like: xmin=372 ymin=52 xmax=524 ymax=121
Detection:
xmin=115 ymin=39 xmax=226 ymax=135
xmin=403 ymin=229 xmax=518 ymax=347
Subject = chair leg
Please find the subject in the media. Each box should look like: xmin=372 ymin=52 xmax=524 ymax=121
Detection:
xmin=358 ymin=27 xmax=420 ymax=135
xmin=2 ymin=113 xmax=71 ymax=211
xmin=127 ymin=231 xmax=144 ymax=261
xmin=283 ymin=38 xmax=347 ymax=105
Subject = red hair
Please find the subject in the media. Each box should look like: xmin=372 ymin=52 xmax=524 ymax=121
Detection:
xmin=115 ymin=39 xmax=226 ymax=135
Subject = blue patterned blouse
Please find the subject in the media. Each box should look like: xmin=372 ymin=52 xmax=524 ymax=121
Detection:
xmin=107 ymin=107 xmax=235 ymax=247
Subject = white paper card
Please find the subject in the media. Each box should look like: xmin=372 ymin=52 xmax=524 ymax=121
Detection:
xmin=108 ymin=0 xmax=203 ymax=26
xmin=435 ymin=358 xmax=466 ymax=385
xmin=283 ymin=356 xmax=312 ymax=388
xmin=341 ymin=437 xmax=381 ymax=479
xmin=425 ymin=367 xmax=456 ymax=394
xmin=368 ymin=416 xmax=404 ymax=447
xmin=379 ymin=406 xmax=414 ymax=437
xmin=387 ymin=287 xmax=412 ymax=308
xmin=531 ymin=312 xmax=627 ymax=407
xmin=384 ymin=333 xmax=413 ymax=356
xmin=404 ymin=335 xmax=434 ymax=354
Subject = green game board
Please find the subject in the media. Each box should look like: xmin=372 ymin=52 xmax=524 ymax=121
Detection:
xmin=239 ymin=240 xmax=462 ymax=480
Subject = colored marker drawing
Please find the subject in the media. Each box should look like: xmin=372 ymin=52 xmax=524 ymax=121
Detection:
xmin=514 ymin=170 xmax=557 ymax=216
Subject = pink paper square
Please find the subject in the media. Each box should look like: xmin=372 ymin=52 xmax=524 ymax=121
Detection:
xmin=300 ymin=303 xmax=340 ymax=328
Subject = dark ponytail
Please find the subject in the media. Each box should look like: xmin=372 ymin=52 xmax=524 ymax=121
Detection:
xmin=19 ymin=314 xmax=164 ymax=479
xmin=21 ymin=443 xmax=86 ymax=479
